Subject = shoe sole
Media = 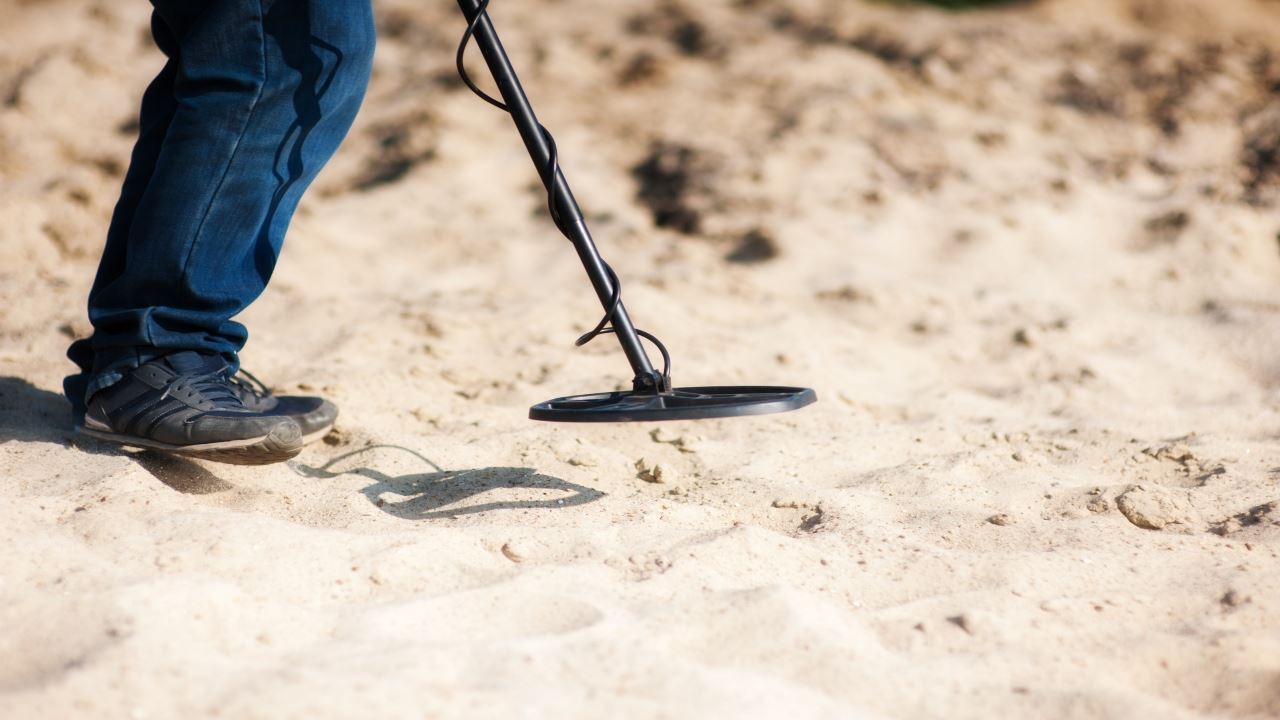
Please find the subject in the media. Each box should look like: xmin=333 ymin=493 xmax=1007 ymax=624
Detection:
xmin=78 ymin=422 xmax=304 ymax=466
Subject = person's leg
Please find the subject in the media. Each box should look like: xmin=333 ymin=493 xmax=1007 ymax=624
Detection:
xmin=66 ymin=0 xmax=376 ymax=421
xmin=65 ymin=10 xmax=183 ymax=418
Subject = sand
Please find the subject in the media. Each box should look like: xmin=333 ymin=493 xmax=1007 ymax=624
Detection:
xmin=2 ymin=0 xmax=1279 ymax=717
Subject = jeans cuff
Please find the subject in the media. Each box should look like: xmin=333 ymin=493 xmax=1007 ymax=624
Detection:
xmin=84 ymin=371 xmax=125 ymax=406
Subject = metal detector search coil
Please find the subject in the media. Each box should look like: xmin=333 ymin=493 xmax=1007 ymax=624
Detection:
xmin=530 ymin=387 xmax=818 ymax=423
xmin=455 ymin=0 xmax=816 ymax=422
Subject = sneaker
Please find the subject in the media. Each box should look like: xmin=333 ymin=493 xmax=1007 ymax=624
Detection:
xmin=79 ymin=352 xmax=303 ymax=465
xmin=229 ymin=370 xmax=338 ymax=446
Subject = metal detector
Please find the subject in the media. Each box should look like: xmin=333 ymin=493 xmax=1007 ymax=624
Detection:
xmin=454 ymin=0 xmax=816 ymax=422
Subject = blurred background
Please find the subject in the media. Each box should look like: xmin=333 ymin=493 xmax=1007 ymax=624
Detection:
xmin=3 ymin=0 xmax=1279 ymax=427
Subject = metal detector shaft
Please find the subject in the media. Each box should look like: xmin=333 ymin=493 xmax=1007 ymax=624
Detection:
xmin=454 ymin=0 xmax=664 ymax=392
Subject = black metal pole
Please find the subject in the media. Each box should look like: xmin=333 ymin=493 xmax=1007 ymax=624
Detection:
xmin=454 ymin=0 xmax=664 ymax=392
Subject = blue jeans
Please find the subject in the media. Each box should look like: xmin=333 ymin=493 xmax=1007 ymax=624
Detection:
xmin=64 ymin=0 xmax=375 ymax=419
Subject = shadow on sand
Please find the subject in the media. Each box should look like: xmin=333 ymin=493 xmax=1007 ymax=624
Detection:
xmin=293 ymin=445 xmax=605 ymax=520
xmin=3 ymin=378 xmax=595 ymax=511
xmin=0 ymin=376 xmax=74 ymax=445
xmin=0 ymin=376 xmax=233 ymax=495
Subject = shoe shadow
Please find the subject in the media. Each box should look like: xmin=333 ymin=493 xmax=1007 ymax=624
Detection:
xmin=0 ymin=376 xmax=74 ymax=444
xmin=293 ymin=445 xmax=605 ymax=520
xmin=0 ymin=376 xmax=233 ymax=495
xmin=131 ymin=452 xmax=236 ymax=495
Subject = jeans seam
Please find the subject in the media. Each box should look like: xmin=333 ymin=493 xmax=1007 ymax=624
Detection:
xmin=175 ymin=0 xmax=269 ymax=284
xmin=140 ymin=306 xmax=155 ymax=347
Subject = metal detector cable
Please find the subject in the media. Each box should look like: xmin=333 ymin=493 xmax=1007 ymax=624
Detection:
xmin=456 ymin=0 xmax=672 ymax=384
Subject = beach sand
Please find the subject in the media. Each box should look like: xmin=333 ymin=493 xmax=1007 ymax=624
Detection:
xmin=2 ymin=0 xmax=1279 ymax=717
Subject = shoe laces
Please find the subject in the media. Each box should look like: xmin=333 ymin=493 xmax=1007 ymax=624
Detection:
xmin=230 ymin=368 xmax=273 ymax=401
xmin=159 ymin=366 xmax=244 ymax=409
